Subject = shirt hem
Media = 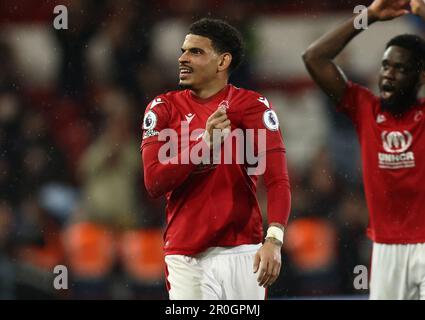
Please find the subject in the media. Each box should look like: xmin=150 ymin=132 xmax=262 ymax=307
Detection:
xmin=368 ymin=235 xmax=425 ymax=244
xmin=164 ymin=240 xmax=262 ymax=256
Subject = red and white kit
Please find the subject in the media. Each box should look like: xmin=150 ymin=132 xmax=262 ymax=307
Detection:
xmin=141 ymin=84 xmax=291 ymax=299
xmin=338 ymin=81 xmax=425 ymax=299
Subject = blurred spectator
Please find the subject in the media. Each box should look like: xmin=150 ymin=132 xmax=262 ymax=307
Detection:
xmin=62 ymin=87 xmax=165 ymax=299
xmin=268 ymin=89 xmax=330 ymax=175
xmin=335 ymin=188 xmax=371 ymax=294
xmin=285 ymin=217 xmax=341 ymax=296
xmin=75 ymin=87 xmax=139 ymax=229
xmin=218 ymin=0 xmax=257 ymax=89
xmin=0 ymin=91 xmax=23 ymax=204
xmin=87 ymin=1 xmax=153 ymax=99
xmin=0 ymin=39 xmax=19 ymax=91
xmin=302 ymin=147 xmax=341 ymax=218
xmin=54 ymin=0 xmax=104 ymax=98
xmin=17 ymin=110 xmax=69 ymax=199
xmin=0 ymin=201 xmax=16 ymax=299
xmin=322 ymin=52 xmax=364 ymax=185
xmin=270 ymin=217 xmax=341 ymax=298
xmin=13 ymin=195 xmax=65 ymax=299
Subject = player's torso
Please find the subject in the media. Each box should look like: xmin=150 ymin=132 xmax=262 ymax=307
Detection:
xmin=153 ymin=86 xmax=256 ymax=205
xmin=358 ymin=100 xmax=425 ymax=241
xmin=360 ymin=102 xmax=425 ymax=176
xmin=159 ymin=86 xmax=265 ymax=254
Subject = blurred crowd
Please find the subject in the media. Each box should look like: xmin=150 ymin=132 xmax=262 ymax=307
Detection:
xmin=1 ymin=0 xmax=423 ymax=299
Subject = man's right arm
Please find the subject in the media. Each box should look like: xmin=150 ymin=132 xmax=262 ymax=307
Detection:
xmin=302 ymin=0 xmax=409 ymax=104
xmin=142 ymin=140 xmax=201 ymax=198
xmin=142 ymin=105 xmax=231 ymax=198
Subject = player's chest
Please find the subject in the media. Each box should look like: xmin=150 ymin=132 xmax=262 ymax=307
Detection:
xmin=363 ymin=109 xmax=425 ymax=169
xmin=168 ymin=102 xmax=241 ymax=133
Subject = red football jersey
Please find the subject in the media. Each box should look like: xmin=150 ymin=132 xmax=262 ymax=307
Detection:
xmin=338 ymin=81 xmax=425 ymax=244
xmin=141 ymin=84 xmax=291 ymax=255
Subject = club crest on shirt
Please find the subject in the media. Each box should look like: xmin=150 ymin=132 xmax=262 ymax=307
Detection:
xmin=218 ymin=100 xmax=230 ymax=109
xmin=376 ymin=114 xmax=386 ymax=124
xmin=263 ymin=109 xmax=279 ymax=131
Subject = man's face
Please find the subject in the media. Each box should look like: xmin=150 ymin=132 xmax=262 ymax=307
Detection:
xmin=379 ymin=46 xmax=421 ymax=113
xmin=178 ymin=34 xmax=221 ymax=90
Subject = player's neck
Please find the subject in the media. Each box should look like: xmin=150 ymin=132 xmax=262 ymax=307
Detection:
xmin=191 ymin=80 xmax=228 ymax=100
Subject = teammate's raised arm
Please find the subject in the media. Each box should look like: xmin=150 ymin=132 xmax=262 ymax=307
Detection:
xmin=303 ymin=0 xmax=425 ymax=300
xmin=302 ymin=0 xmax=409 ymax=104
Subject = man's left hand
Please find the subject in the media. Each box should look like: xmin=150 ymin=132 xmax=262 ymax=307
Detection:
xmin=253 ymin=238 xmax=282 ymax=287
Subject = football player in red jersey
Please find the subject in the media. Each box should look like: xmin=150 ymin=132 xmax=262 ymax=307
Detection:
xmin=141 ymin=18 xmax=291 ymax=299
xmin=303 ymin=0 xmax=425 ymax=299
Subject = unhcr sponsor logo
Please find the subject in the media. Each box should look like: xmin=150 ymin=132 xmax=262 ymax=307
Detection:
xmin=379 ymin=130 xmax=415 ymax=169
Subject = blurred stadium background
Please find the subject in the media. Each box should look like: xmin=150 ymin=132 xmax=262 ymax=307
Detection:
xmin=0 ymin=0 xmax=424 ymax=299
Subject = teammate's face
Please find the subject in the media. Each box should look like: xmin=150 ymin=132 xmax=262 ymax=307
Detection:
xmin=379 ymin=46 xmax=421 ymax=113
xmin=178 ymin=34 xmax=222 ymax=90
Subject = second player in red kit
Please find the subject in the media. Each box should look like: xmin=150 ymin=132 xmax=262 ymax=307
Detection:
xmin=303 ymin=0 xmax=425 ymax=299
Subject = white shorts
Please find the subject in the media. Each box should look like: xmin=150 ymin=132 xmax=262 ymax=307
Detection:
xmin=370 ymin=242 xmax=425 ymax=300
xmin=164 ymin=244 xmax=266 ymax=300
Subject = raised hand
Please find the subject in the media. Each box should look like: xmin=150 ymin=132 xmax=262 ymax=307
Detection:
xmin=368 ymin=0 xmax=410 ymax=21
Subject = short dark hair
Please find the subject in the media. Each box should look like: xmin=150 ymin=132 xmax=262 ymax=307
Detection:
xmin=386 ymin=34 xmax=425 ymax=72
xmin=189 ymin=18 xmax=244 ymax=73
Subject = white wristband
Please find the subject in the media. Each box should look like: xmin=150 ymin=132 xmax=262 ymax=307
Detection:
xmin=265 ymin=226 xmax=284 ymax=243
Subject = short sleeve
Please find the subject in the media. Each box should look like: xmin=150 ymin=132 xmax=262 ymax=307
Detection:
xmin=140 ymin=96 xmax=171 ymax=151
xmin=337 ymin=81 xmax=376 ymax=123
